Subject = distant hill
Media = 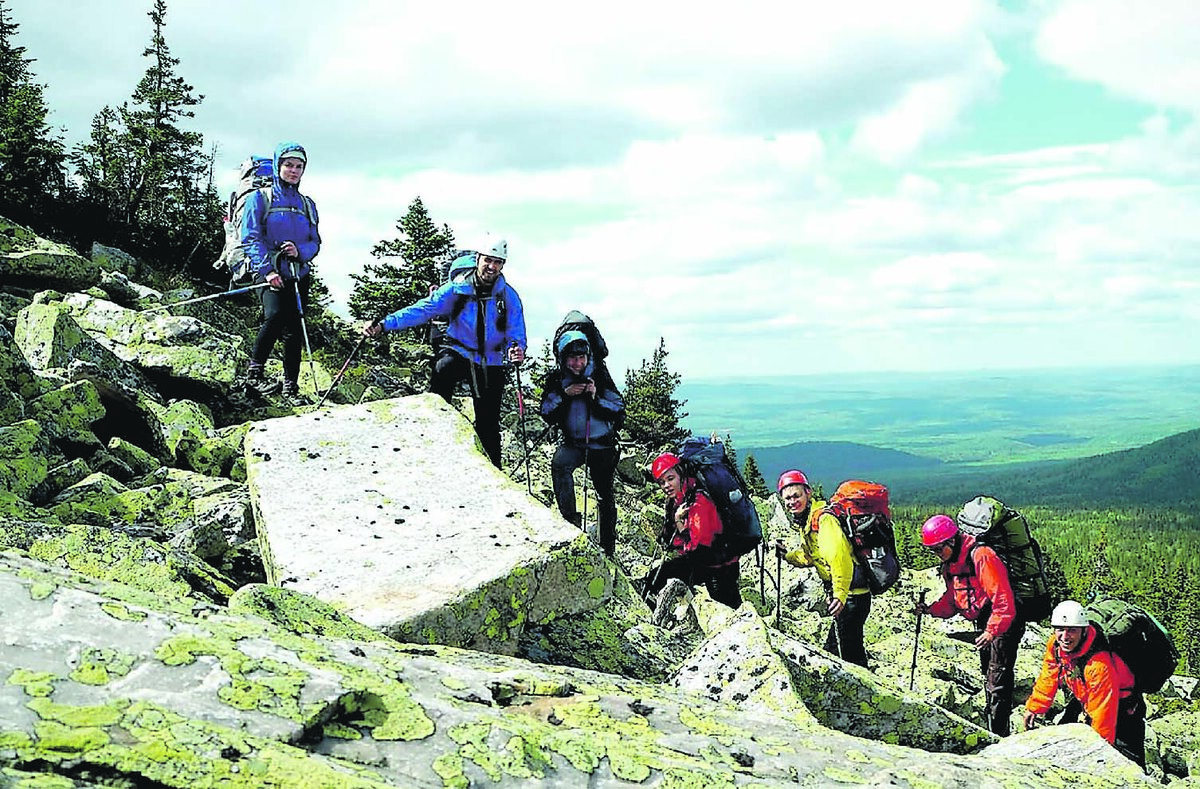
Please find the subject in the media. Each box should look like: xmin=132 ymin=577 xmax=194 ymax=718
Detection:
xmin=746 ymin=441 xmax=943 ymax=494
xmin=894 ymin=427 xmax=1200 ymax=508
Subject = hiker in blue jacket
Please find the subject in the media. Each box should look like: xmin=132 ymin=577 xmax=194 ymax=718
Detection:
xmin=539 ymin=331 xmax=625 ymax=557
xmin=364 ymin=238 xmax=526 ymax=468
xmin=241 ymin=141 xmax=321 ymax=405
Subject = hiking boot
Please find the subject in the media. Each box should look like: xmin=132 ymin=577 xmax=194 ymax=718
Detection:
xmin=280 ymin=380 xmax=312 ymax=407
xmin=244 ymin=364 xmax=280 ymax=396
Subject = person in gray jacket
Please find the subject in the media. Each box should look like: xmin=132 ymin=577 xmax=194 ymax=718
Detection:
xmin=539 ymin=330 xmax=625 ymax=557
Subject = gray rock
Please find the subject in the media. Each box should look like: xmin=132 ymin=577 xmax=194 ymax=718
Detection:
xmin=247 ymin=394 xmax=612 ymax=654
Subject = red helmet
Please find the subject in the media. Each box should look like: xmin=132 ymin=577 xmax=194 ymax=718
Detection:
xmin=776 ymin=469 xmax=810 ymax=493
xmin=921 ymin=515 xmax=959 ymax=547
xmin=651 ymin=452 xmax=681 ymax=481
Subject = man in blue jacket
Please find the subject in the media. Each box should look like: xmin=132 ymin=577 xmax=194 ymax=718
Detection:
xmin=364 ymin=238 xmax=526 ymax=468
xmin=539 ymin=331 xmax=625 ymax=557
xmin=241 ymin=141 xmax=321 ymax=404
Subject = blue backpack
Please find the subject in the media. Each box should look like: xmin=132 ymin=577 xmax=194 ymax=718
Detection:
xmin=677 ymin=436 xmax=762 ymax=558
xmin=213 ymin=155 xmax=317 ymax=285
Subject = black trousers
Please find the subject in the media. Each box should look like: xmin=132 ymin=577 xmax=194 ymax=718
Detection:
xmin=430 ymin=351 xmax=506 ymax=468
xmin=646 ymin=553 xmax=742 ymax=610
xmin=824 ymin=592 xmax=871 ymax=668
xmin=977 ymin=615 xmax=1026 ymax=736
xmin=252 ymin=276 xmax=310 ymax=383
xmin=551 ymin=444 xmax=618 ymax=556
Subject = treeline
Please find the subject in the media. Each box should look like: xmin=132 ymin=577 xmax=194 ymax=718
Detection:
xmin=890 ymin=502 xmax=1200 ymax=676
xmin=0 ymin=0 xmax=230 ymax=281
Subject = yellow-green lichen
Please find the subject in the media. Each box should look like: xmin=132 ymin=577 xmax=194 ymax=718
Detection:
xmin=99 ymin=601 xmax=148 ymax=621
xmin=7 ymin=668 xmax=56 ymax=698
xmin=69 ymin=647 xmax=137 ymax=686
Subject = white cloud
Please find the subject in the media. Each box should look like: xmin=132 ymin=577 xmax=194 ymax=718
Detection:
xmin=1036 ymin=0 xmax=1200 ymax=112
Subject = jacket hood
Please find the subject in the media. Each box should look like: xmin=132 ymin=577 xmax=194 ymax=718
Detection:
xmin=273 ymin=141 xmax=307 ymax=189
xmin=555 ymin=330 xmax=594 ymax=377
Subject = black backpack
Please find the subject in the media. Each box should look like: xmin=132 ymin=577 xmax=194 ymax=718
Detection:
xmin=676 ymin=436 xmax=762 ymax=558
xmin=1085 ymin=597 xmax=1179 ymax=694
xmin=956 ymin=496 xmax=1053 ymax=621
xmin=553 ymin=309 xmax=609 ymax=362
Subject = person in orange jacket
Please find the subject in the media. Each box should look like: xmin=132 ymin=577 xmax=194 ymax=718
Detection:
xmin=1023 ymin=600 xmax=1145 ymax=768
xmin=917 ymin=514 xmax=1024 ymax=736
xmin=641 ymin=452 xmax=742 ymax=610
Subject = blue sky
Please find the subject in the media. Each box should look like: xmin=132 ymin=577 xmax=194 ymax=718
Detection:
xmin=10 ymin=0 xmax=1200 ymax=381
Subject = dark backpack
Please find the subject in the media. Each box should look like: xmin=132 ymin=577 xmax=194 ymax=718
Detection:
xmin=676 ymin=436 xmax=762 ymax=558
xmin=553 ymin=309 xmax=609 ymax=362
xmin=213 ymin=155 xmax=317 ymax=285
xmin=1084 ymin=597 xmax=1179 ymax=694
xmin=956 ymin=496 xmax=1053 ymax=621
xmin=819 ymin=480 xmax=901 ymax=595
xmin=551 ymin=310 xmax=622 ymax=429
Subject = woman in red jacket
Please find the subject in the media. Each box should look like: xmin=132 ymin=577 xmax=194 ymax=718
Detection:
xmin=641 ymin=452 xmax=742 ymax=610
xmin=917 ymin=515 xmax=1023 ymax=736
xmin=1023 ymin=600 xmax=1144 ymax=768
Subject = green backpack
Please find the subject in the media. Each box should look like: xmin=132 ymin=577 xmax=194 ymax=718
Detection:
xmin=1085 ymin=597 xmax=1179 ymax=694
xmin=956 ymin=496 xmax=1053 ymax=621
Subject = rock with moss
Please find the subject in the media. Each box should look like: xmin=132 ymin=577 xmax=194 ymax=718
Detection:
xmin=27 ymin=380 xmax=105 ymax=454
xmin=27 ymin=458 xmax=93 ymax=506
xmin=0 ymin=419 xmax=52 ymax=498
xmin=229 ymin=584 xmax=390 ymax=644
xmin=14 ymin=298 xmax=157 ymax=410
xmin=248 ymin=395 xmax=611 ymax=655
xmin=518 ymin=570 xmax=701 ymax=682
xmin=0 ymin=324 xmax=42 ymax=402
xmin=0 ymin=247 xmax=101 ymax=292
xmin=105 ymin=437 xmax=161 ymax=478
xmin=61 ymin=292 xmax=247 ymax=393
xmin=90 ymin=241 xmax=141 ymax=279
xmin=0 ymin=551 xmax=1156 ymax=788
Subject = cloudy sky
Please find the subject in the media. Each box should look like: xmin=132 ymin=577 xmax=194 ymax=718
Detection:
xmin=10 ymin=0 xmax=1200 ymax=381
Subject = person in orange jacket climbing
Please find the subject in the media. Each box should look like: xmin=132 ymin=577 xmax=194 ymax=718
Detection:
xmin=1023 ymin=600 xmax=1145 ymax=768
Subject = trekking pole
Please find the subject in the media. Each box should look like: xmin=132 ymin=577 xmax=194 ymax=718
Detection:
xmin=292 ymin=278 xmax=317 ymax=392
xmin=775 ymin=545 xmax=783 ymax=626
xmin=142 ymin=282 xmax=270 ymax=312
xmin=314 ymin=332 xmax=369 ymax=410
xmin=509 ymin=342 xmax=532 ymax=496
xmin=909 ymin=589 xmax=927 ymax=691
xmin=581 ymin=415 xmax=591 ymax=532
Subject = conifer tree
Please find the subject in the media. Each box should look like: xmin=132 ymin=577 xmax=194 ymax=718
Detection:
xmin=0 ymin=1 xmax=66 ymax=225
xmin=71 ymin=0 xmax=217 ymax=266
xmin=743 ymin=453 xmax=770 ymax=499
xmin=348 ymin=196 xmax=456 ymax=328
xmin=622 ymin=337 xmax=688 ymax=449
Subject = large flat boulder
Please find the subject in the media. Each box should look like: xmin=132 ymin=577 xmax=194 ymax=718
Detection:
xmin=246 ymin=394 xmax=612 ymax=654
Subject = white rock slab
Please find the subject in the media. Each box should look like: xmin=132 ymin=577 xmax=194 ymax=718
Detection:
xmin=246 ymin=394 xmax=610 ymax=654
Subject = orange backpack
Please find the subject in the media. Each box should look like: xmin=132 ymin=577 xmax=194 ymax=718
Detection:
xmin=819 ymin=480 xmax=900 ymax=594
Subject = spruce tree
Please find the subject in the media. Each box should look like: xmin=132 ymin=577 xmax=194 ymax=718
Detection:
xmin=0 ymin=1 xmax=66 ymax=225
xmin=348 ymin=196 xmax=456 ymax=328
xmin=622 ymin=337 xmax=689 ymax=449
xmin=71 ymin=0 xmax=217 ymax=267
xmin=743 ymin=453 xmax=770 ymax=499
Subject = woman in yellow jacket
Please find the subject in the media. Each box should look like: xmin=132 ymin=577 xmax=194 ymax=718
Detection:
xmin=773 ymin=470 xmax=872 ymax=667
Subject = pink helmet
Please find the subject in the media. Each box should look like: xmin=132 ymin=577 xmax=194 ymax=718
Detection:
xmin=921 ymin=515 xmax=959 ymax=547
xmin=777 ymin=469 xmax=810 ymax=493
xmin=652 ymin=452 xmax=681 ymax=481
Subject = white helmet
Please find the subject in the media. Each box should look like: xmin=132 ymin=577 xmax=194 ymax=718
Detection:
xmin=1051 ymin=600 xmax=1089 ymax=628
xmin=480 ymin=237 xmax=507 ymax=261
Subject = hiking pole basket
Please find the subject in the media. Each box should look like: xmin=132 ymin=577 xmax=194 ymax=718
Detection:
xmin=909 ymin=589 xmax=927 ymax=691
